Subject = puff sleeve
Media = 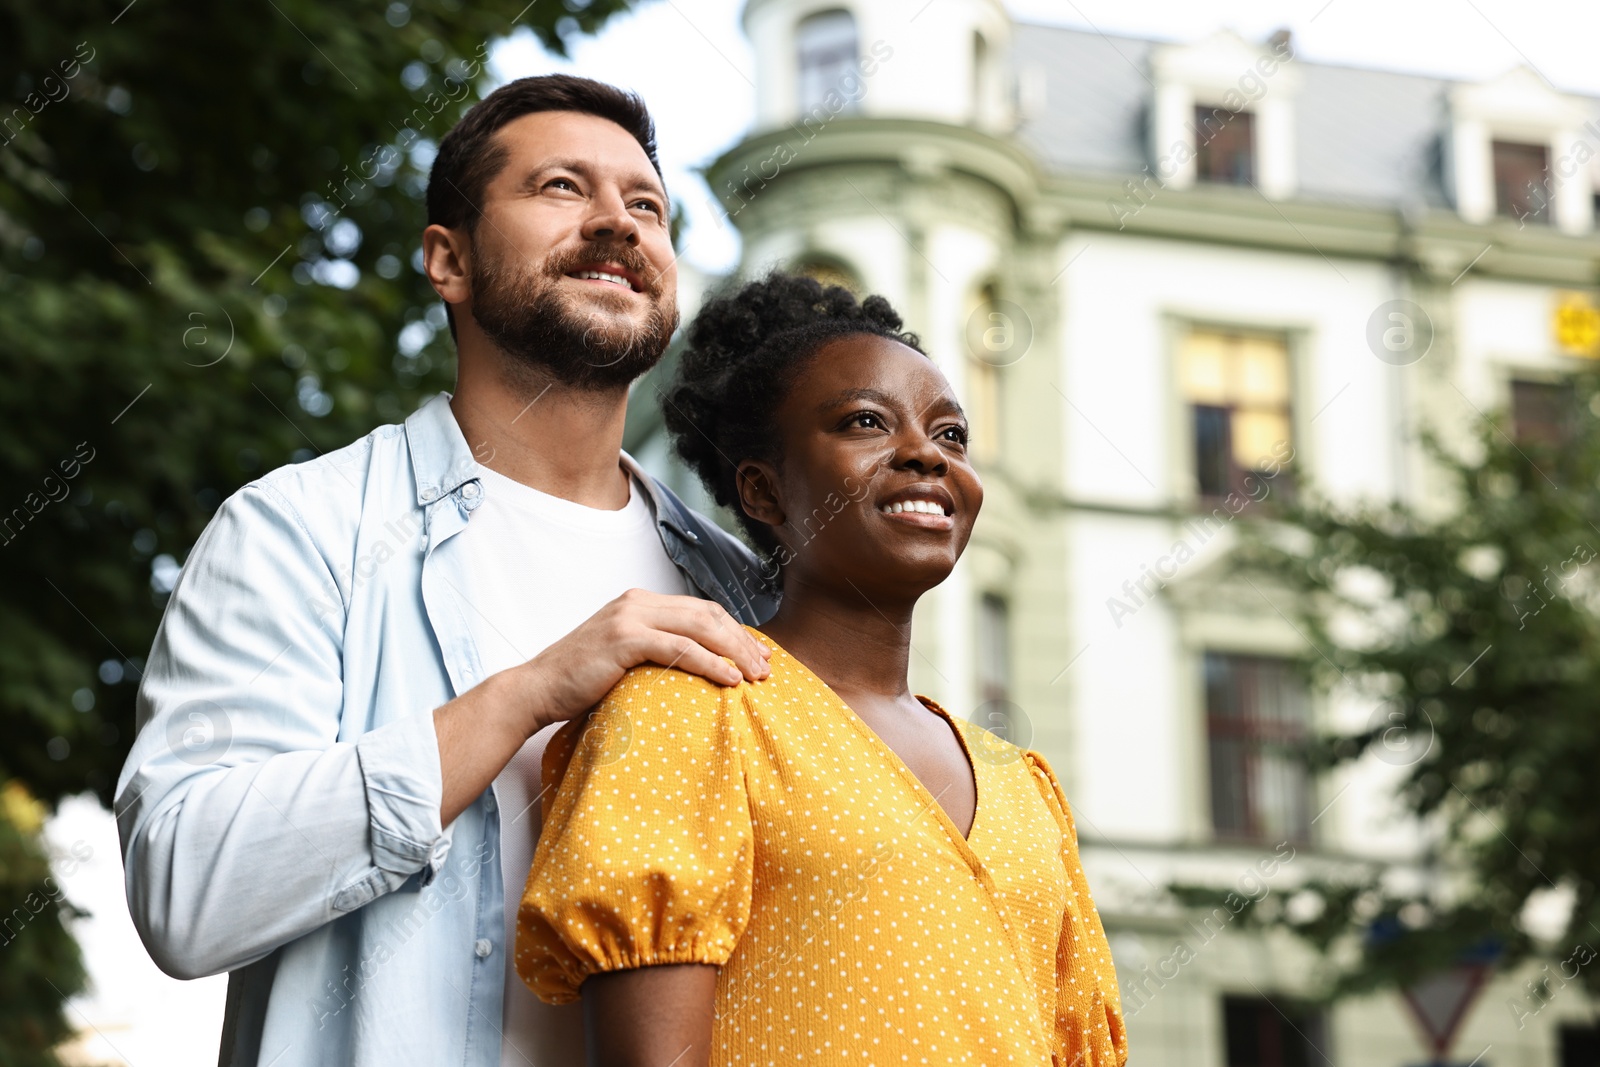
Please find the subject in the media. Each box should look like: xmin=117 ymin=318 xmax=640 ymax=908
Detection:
xmin=515 ymin=667 xmax=755 ymax=1005
xmin=1025 ymin=751 xmax=1130 ymax=1067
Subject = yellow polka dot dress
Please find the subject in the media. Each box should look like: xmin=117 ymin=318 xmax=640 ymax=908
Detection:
xmin=517 ymin=627 xmax=1128 ymax=1066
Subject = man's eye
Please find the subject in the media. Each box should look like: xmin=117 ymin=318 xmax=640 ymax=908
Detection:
xmin=847 ymin=412 xmax=885 ymax=430
xmin=547 ymin=178 xmax=578 ymax=192
xmin=632 ymin=199 xmax=662 ymax=215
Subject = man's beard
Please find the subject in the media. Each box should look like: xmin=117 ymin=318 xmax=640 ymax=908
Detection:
xmin=469 ymin=242 xmax=679 ymax=392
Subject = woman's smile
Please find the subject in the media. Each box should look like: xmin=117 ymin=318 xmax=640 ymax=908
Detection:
xmin=875 ymin=483 xmax=957 ymax=531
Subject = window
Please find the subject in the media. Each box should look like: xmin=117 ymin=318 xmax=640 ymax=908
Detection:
xmin=971 ymin=31 xmax=990 ymax=124
xmin=1560 ymin=1024 xmax=1600 ymax=1067
xmin=972 ymin=594 xmax=1024 ymax=751
xmin=1205 ymin=653 xmax=1312 ymax=844
xmin=1179 ymin=329 xmax=1293 ymax=502
xmin=967 ymin=283 xmax=1005 ymax=462
xmin=792 ymin=257 xmax=860 ymax=295
xmin=977 ymin=594 xmax=1012 ymax=705
xmin=797 ymin=9 xmax=860 ymax=114
xmin=1493 ymin=140 xmax=1552 ymax=223
xmin=1195 ymin=105 xmax=1255 ymax=185
xmin=1222 ymin=995 xmax=1329 ymax=1067
xmin=1511 ymin=378 xmax=1573 ymax=448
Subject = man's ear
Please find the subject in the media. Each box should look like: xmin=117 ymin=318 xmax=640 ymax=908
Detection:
xmin=421 ymin=223 xmax=472 ymax=313
xmin=736 ymin=460 xmax=785 ymax=533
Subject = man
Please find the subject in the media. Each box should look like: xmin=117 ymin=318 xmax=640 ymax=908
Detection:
xmin=116 ymin=75 xmax=776 ymax=1067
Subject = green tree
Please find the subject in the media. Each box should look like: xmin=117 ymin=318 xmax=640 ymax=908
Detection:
xmin=1214 ymin=374 xmax=1600 ymax=996
xmin=1 ymin=1 xmax=636 ymax=1059
xmin=0 ymin=782 xmax=87 ymax=1067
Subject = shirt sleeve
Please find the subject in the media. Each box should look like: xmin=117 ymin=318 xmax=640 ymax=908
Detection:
xmin=516 ymin=666 xmax=755 ymax=1005
xmin=115 ymin=480 xmax=448 ymax=980
xmin=1024 ymin=751 xmax=1130 ymax=1067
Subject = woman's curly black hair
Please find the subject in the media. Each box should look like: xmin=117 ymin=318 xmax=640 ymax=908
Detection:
xmin=664 ymin=271 xmax=924 ymax=558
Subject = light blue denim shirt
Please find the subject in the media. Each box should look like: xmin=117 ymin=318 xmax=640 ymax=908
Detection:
xmin=115 ymin=393 xmax=775 ymax=1067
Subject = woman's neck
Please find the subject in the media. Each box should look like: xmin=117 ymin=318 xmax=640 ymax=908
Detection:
xmin=759 ymin=576 xmax=916 ymax=701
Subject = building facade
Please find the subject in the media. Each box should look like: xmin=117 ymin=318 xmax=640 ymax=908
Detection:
xmin=627 ymin=3 xmax=1600 ymax=1064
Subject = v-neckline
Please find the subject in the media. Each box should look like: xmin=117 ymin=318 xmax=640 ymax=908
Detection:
xmin=755 ymin=628 xmax=983 ymax=847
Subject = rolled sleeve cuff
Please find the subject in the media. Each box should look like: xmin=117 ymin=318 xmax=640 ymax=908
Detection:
xmin=356 ymin=711 xmax=450 ymax=883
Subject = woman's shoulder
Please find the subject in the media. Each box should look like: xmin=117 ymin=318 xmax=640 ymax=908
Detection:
xmin=604 ymin=663 xmax=742 ymax=712
xmin=1016 ymin=747 xmax=1081 ymax=839
xmin=543 ymin=667 xmax=751 ymax=799
xmin=594 ymin=665 xmax=753 ymax=747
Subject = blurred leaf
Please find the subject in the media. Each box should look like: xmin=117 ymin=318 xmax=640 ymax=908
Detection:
xmin=1220 ymin=373 xmax=1600 ymax=995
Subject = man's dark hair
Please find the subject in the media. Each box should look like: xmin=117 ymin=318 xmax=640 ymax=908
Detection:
xmin=664 ymin=272 xmax=924 ymax=559
xmin=426 ymin=74 xmax=662 ymax=236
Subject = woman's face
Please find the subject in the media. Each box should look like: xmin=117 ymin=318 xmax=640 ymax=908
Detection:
xmin=739 ymin=333 xmax=983 ymax=603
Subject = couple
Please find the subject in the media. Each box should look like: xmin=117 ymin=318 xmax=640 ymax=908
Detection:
xmin=116 ymin=75 xmax=1126 ymax=1067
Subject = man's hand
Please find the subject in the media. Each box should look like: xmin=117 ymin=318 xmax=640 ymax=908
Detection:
xmin=434 ymin=590 xmax=770 ymax=826
xmin=524 ymin=589 xmax=770 ymax=725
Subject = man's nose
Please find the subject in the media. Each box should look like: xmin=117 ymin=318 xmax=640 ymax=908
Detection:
xmin=581 ymin=191 xmax=640 ymax=246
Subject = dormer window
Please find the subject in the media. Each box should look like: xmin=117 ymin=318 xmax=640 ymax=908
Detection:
xmin=1448 ymin=68 xmax=1592 ymax=234
xmin=1148 ymin=32 xmax=1299 ymax=198
xmin=1492 ymin=139 xmax=1552 ymax=223
xmin=796 ymin=9 xmax=859 ymax=114
xmin=1195 ymin=105 xmax=1255 ymax=185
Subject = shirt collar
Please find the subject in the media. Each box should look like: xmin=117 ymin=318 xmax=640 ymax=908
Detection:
xmin=403 ymin=392 xmax=481 ymax=507
xmin=620 ymin=451 xmax=693 ymax=539
xmin=404 ymin=392 xmax=686 ymax=530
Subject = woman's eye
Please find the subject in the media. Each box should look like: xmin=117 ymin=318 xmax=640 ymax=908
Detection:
xmin=848 ymin=412 xmax=886 ymax=430
xmin=938 ymin=425 xmax=969 ymax=446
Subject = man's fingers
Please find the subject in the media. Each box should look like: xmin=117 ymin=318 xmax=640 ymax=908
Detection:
xmin=639 ymin=635 xmax=742 ymax=687
xmin=634 ymin=595 xmax=770 ymax=681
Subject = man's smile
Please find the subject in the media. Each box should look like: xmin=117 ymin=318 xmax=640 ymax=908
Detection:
xmin=564 ymin=261 xmax=642 ymax=292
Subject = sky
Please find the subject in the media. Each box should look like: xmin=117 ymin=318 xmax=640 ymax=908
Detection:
xmin=490 ymin=0 xmax=1600 ymax=277
xmin=53 ymin=2 xmax=1600 ymax=1063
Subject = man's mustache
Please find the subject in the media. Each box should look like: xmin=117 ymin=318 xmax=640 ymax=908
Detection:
xmin=544 ymin=244 xmax=664 ymax=296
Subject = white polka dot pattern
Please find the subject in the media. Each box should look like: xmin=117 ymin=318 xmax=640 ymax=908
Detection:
xmin=517 ymin=627 xmax=1128 ymax=1066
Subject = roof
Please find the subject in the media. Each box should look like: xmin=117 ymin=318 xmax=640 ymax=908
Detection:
xmin=1009 ymin=21 xmax=1600 ymax=211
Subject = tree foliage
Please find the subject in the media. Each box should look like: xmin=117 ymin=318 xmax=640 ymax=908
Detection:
xmin=0 ymin=783 xmax=86 ymax=1067
xmin=1217 ymin=374 xmax=1600 ymax=996
xmin=1 ymin=1 xmax=636 ymax=1059
xmin=0 ymin=0 xmax=638 ymax=803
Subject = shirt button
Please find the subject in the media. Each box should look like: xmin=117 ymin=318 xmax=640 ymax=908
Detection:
xmin=683 ymin=528 xmax=700 ymax=544
xmin=420 ymin=487 xmax=438 ymax=503
xmin=461 ymin=481 xmax=481 ymax=500
xmin=474 ymin=938 xmax=493 ymax=959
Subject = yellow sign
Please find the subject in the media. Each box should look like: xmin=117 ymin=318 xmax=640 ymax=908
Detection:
xmin=1553 ymin=291 xmax=1600 ymax=357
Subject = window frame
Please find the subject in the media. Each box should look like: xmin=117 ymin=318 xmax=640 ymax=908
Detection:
xmin=795 ymin=7 xmax=861 ymax=116
xmin=1194 ymin=104 xmax=1257 ymax=186
xmin=1509 ymin=375 xmax=1575 ymax=450
xmin=966 ymin=280 xmax=1008 ymax=465
xmin=789 ymin=253 xmax=863 ymax=296
xmin=1203 ymin=651 xmax=1315 ymax=846
xmin=1221 ymin=993 xmax=1331 ymax=1067
xmin=1169 ymin=319 xmax=1302 ymax=512
xmin=1491 ymin=138 xmax=1554 ymax=224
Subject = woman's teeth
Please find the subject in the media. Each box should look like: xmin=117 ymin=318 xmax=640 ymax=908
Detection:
xmin=880 ymin=500 xmax=948 ymax=516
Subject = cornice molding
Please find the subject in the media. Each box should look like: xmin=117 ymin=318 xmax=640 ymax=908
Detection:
xmin=708 ymin=119 xmax=1600 ymax=287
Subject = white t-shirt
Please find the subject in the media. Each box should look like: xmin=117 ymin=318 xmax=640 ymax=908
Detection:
xmin=454 ymin=460 xmax=690 ymax=1067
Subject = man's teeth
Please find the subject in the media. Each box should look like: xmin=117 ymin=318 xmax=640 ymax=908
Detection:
xmin=572 ymin=269 xmax=632 ymax=289
xmin=880 ymin=500 xmax=949 ymax=516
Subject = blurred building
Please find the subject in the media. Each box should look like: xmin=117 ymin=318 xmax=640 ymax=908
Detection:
xmin=627 ymin=2 xmax=1600 ymax=1065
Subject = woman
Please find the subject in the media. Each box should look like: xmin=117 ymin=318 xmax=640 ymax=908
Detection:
xmin=516 ymin=274 xmax=1126 ymax=1066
